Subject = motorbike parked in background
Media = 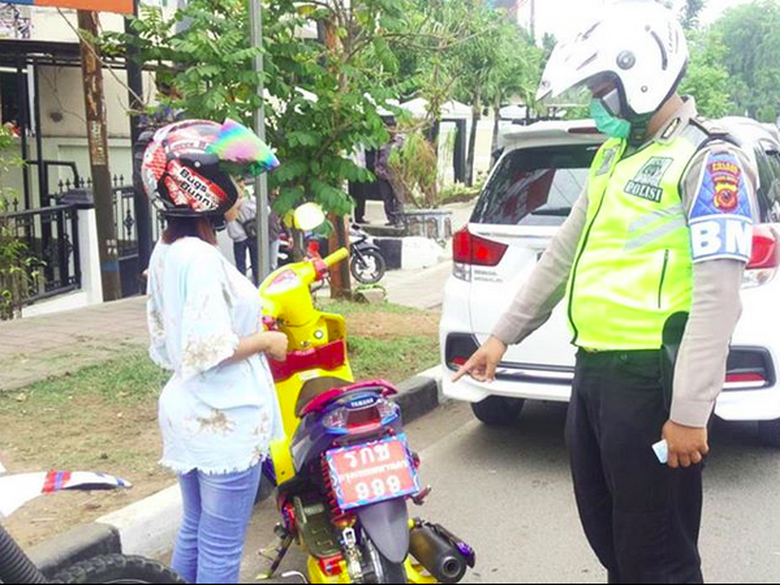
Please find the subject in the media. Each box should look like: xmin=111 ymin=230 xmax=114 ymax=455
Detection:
xmin=278 ymin=224 xmax=387 ymax=286
xmin=0 ymin=462 xmax=182 ymax=584
xmin=349 ymin=225 xmax=386 ymax=285
xmin=256 ymin=205 xmax=474 ymax=584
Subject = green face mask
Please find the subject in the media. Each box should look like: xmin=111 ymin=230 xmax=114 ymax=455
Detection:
xmin=590 ymin=99 xmax=631 ymax=140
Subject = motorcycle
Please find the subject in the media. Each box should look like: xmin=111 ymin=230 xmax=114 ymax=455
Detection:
xmin=0 ymin=461 xmax=182 ymax=584
xmin=349 ymin=226 xmax=386 ymax=286
xmin=256 ymin=207 xmax=474 ymax=584
xmin=277 ymin=226 xmax=387 ymax=286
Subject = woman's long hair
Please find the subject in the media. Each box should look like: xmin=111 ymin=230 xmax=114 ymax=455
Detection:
xmin=162 ymin=216 xmax=218 ymax=246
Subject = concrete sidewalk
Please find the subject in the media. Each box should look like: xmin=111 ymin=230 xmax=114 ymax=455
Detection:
xmin=0 ymin=296 xmax=147 ymax=392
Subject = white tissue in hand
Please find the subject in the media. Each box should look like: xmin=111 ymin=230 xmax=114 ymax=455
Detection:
xmin=652 ymin=439 xmax=669 ymax=464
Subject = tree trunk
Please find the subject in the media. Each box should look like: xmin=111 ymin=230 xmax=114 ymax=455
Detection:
xmin=328 ymin=213 xmax=352 ymax=300
xmin=466 ymin=102 xmax=481 ymax=188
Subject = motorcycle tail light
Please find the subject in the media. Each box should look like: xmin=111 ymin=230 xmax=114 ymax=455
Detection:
xmin=323 ymin=408 xmax=349 ymax=432
xmin=323 ymin=399 xmax=399 ymax=435
xmin=318 ymin=555 xmax=344 ymax=577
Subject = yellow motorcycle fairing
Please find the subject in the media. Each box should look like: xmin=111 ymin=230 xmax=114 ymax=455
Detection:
xmin=305 ymin=556 xmax=436 ymax=584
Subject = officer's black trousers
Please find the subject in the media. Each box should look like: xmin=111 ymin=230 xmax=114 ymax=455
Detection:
xmin=566 ymin=350 xmax=704 ymax=584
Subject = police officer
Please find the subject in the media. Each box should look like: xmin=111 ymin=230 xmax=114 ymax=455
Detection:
xmin=454 ymin=2 xmax=757 ymax=583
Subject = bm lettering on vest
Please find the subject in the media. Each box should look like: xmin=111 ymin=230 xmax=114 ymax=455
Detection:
xmin=690 ymin=216 xmax=753 ymax=262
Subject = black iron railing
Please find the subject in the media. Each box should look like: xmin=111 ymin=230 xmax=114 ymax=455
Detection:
xmin=114 ymin=181 xmax=164 ymax=297
xmin=3 ymin=204 xmax=81 ymax=304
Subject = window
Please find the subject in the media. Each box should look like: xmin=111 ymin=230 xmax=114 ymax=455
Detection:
xmin=754 ymin=143 xmax=780 ymax=223
xmin=471 ymin=145 xmax=599 ymax=226
xmin=0 ymin=71 xmax=25 ymax=131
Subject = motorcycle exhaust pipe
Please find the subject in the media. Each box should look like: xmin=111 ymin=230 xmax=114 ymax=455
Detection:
xmin=409 ymin=524 xmax=469 ymax=584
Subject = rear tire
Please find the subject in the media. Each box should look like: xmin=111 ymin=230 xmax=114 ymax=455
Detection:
xmin=362 ymin=537 xmax=407 ymax=584
xmin=758 ymin=419 xmax=780 ymax=447
xmin=52 ymin=555 xmax=183 ymax=584
xmin=471 ymin=396 xmax=525 ymax=426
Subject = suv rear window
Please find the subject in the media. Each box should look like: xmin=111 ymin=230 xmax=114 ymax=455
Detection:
xmin=472 ymin=145 xmax=600 ymax=226
xmin=754 ymin=144 xmax=780 ymax=222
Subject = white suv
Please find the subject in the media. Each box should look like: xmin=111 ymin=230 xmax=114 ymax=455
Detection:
xmin=440 ymin=118 xmax=780 ymax=446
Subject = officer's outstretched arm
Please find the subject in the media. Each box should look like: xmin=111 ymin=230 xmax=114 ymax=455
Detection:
xmin=453 ymin=191 xmax=589 ymax=384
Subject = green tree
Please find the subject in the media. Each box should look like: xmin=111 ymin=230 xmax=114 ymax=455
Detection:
xmin=108 ymin=0 xmax=407 ymax=217
xmin=0 ymin=125 xmax=34 ymax=320
xmin=449 ymin=1 xmax=504 ymax=186
xmin=541 ymin=32 xmax=557 ymax=62
xmin=680 ymin=0 xmax=706 ymax=31
xmin=678 ymin=29 xmax=733 ymax=118
xmin=712 ymin=0 xmax=780 ymax=121
xmin=484 ymin=23 xmax=543 ymax=154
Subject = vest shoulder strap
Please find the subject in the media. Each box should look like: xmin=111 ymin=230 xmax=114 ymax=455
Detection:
xmin=684 ymin=116 xmax=739 ymax=151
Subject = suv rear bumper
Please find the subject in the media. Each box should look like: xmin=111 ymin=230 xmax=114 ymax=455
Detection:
xmin=441 ymin=332 xmax=780 ymax=421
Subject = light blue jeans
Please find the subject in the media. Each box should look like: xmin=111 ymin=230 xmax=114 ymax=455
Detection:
xmin=172 ymin=465 xmax=262 ymax=584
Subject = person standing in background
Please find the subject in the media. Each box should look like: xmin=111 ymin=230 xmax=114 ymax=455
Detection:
xmin=268 ymin=204 xmax=282 ymax=271
xmin=350 ymin=146 xmax=369 ymax=224
xmin=227 ymin=192 xmax=260 ymax=285
xmin=375 ymin=119 xmax=405 ymax=226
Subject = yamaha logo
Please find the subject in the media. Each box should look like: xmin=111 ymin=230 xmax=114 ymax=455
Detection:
xmin=347 ymin=396 xmax=378 ymax=410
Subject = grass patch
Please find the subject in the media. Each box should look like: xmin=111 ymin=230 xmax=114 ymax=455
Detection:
xmin=317 ymin=298 xmax=420 ymax=316
xmin=349 ymin=335 xmax=439 ymax=382
xmin=0 ymin=348 xmax=168 ymax=412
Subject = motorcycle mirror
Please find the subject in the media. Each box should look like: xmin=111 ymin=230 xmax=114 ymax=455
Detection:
xmin=294 ymin=202 xmax=326 ymax=232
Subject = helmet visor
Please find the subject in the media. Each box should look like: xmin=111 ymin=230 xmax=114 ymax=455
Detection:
xmin=208 ymin=119 xmax=280 ymax=177
xmin=538 ymin=72 xmax=625 ymax=117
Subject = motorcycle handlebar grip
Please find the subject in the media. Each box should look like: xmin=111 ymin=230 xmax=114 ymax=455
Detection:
xmin=323 ymin=248 xmax=349 ymax=268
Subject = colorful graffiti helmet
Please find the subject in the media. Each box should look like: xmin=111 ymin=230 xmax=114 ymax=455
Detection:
xmin=141 ymin=118 xmax=280 ymax=219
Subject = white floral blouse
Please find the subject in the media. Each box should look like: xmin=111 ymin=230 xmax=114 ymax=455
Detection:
xmin=147 ymin=237 xmax=284 ymax=475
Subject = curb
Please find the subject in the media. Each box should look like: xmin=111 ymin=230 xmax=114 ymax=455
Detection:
xmin=33 ymin=368 xmax=443 ymax=570
xmin=375 ymin=237 xmax=448 ymax=272
xmin=28 ymin=523 xmax=121 ymax=578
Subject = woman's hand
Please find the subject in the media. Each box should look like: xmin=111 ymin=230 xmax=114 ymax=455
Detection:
xmin=261 ymin=331 xmax=289 ymax=361
xmin=223 ymin=331 xmax=289 ymax=366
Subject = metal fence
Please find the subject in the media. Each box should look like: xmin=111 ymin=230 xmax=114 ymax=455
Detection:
xmin=2 ymin=204 xmax=81 ymax=304
xmin=114 ymin=180 xmax=164 ymax=297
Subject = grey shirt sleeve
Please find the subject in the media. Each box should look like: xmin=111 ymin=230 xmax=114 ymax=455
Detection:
xmin=671 ymin=143 xmax=758 ymax=428
xmin=492 ymin=191 xmax=589 ymax=345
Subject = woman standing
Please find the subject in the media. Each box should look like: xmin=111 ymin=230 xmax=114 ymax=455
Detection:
xmin=142 ymin=119 xmax=285 ymax=584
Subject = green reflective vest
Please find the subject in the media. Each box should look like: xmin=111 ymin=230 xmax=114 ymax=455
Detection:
xmin=567 ymin=131 xmax=705 ymax=351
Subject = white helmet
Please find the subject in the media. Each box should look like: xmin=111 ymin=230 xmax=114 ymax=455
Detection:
xmin=537 ymin=0 xmax=688 ymax=119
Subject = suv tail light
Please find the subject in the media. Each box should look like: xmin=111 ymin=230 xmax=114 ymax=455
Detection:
xmin=743 ymin=226 xmax=779 ymax=289
xmin=452 ymin=228 xmax=508 ymax=280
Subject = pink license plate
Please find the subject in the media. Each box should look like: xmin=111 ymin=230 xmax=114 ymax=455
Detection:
xmin=326 ymin=435 xmax=420 ymax=511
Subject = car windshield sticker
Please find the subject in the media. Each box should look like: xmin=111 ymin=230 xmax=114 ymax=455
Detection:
xmin=689 ymin=151 xmax=754 ymax=264
xmin=624 ymin=157 xmax=674 ymax=203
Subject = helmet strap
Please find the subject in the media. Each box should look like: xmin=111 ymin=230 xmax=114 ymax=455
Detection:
xmin=209 ymin=214 xmax=227 ymax=233
xmin=627 ymin=113 xmax=654 ymax=146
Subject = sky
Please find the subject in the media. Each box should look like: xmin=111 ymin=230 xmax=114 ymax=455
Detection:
xmin=518 ymin=0 xmax=757 ymax=41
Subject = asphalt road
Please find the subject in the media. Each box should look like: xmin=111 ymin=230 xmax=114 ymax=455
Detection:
xmin=238 ymin=400 xmax=780 ymax=584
